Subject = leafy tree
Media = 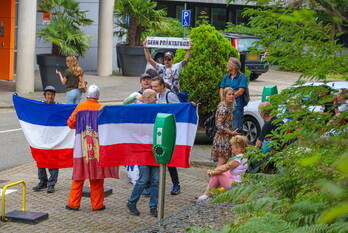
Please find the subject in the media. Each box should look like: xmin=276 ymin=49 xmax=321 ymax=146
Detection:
xmin=144 ymin=17 xmax=186 ymax=38
xmin=174 ymin=25 xmax=239 ymax=124
xmin=225 ymin=5 xmax=348 ymax=79
xmin=114 ymin=0 xmax=166 ymax=46
xmin=37 ymin=0 xmax=93 ymax=56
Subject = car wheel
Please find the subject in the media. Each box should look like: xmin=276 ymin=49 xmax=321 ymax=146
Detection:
xmin=250 ymin=73 xmax=260 ymax=81
xmin=243 ymin=116 xmax=261 ymax=145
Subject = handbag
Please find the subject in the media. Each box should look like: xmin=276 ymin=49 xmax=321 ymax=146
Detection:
xmin=78 ymin=75 xmax=87 ymax=93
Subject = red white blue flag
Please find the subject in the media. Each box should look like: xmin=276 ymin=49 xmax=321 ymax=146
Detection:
xmin=13 ymin=94 xmax=198 ymax=169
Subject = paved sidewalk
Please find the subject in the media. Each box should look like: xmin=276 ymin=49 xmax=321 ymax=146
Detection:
xmin=0 ymin=145 xmax=212 ymax=233
xmin=0 ymin=71 xmax=139 ymax=108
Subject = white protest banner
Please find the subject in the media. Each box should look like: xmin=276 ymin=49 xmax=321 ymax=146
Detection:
xmin=146 ymin=37 xmax=190 ymax=49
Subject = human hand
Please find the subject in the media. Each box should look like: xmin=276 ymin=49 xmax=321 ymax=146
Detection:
xmin=143 ymin=39 xmax=147 ymax=48
xmin=191 ymin=102 xmax=197 ymax=107
xmin=232 ymin=129 xmax=240 ymax=135
xmin=56 ymin=69 xmax=61 ymax=75
xmin=207 ymin=170 xmax=212 ymax=177
xmin=189 ymin=40 xmax=192 ymax=50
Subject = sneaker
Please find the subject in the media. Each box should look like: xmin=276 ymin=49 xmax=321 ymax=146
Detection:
xmin=197 ymin=194 xmax=209 ymax=201
xmin=141 ymin=188 xmax=150 ymax=196
xmin=150 ymin=208 xmax=158 ymax=217
xmin=170 ymin=184 xmax=181 ymax=195
xmin=47 ymin=185 xmax=55 ymax=193
xmin=32 ymin=182 xmax=47 ymax=192
xmin=65 ymin=205 xmax=79 ymax=211
xmin=127 ymin=203 xmax=140 ymax=216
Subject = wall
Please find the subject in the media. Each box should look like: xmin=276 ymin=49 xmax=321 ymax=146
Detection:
xmin=35 ymin=0 xmax=120 ymax=72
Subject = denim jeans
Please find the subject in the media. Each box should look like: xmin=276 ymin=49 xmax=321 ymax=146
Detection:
xmin=128 ymin=165 xmax=159 ymax=208
xmin=38 ymin=168 xmax=59 ymax=186
xmin=66 ymin=89 xmax=82 ymax=104
xmin=233 ymin=106 xmax=244 ymax=130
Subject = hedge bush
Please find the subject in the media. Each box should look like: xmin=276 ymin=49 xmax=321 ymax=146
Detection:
xmin=174 ymin=25 xmax=238 ymax=124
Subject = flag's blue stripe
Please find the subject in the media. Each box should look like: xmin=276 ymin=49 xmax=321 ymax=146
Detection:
xmin=13 ymin=94 xmax=198 ymax=126
xmin=99 ymin=103 xmax=198 ymax=124
xmin=13 ymin=94 xmax=75 ymax=126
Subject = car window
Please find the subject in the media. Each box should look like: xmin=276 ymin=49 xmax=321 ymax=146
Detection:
xmin=237 ymin=38 xmax=262 ymax=51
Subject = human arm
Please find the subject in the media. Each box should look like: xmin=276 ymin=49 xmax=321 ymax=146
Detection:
xmin=143 ymin=39 xmax=157 ymax=68
xmin=219 ymin=88 xmax=224 ymax=102
xmin=208 ymin=160 xmax=241 ymax=176
xmin=67 ymin=108 xmax=79 ymax=129
xmin=123 ymin=92 xmax=142 ymax=104
xmin=233 ymin=74 xmax=248 ymax=98
xmin=215 ymin=105 xmax=239 ymax=136
xmin=183 ymin=40 xmax=192 ymax=62
xmin=56 ymin=70 xmax=67 ymax=85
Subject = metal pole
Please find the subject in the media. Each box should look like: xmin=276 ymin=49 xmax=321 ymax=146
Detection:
xmin=158 ymin=164 xmax=166 ymax=220
xmin=184 ymin=3 xmax=187 ymax=38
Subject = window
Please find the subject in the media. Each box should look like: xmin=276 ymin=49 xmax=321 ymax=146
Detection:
xmin=211 ymin=8 xmax=226 ymax=30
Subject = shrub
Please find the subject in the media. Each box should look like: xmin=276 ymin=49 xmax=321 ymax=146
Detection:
xmin=174 ymin=24 xmax=238 ymax=124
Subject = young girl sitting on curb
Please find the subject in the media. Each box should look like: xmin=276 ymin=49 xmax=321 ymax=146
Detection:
xmin=198 ymin=135 xmax=248 ymax=201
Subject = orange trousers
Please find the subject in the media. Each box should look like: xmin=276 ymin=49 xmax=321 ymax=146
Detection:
xmin=67 ymin=179 xmax=104 ymax=210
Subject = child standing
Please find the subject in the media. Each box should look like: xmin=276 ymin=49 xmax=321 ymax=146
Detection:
xmin=198 ymin=135 xmax=248 ymax=201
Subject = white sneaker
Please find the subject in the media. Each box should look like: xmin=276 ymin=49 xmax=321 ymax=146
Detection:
xmin=197 ymin=194 xmax=209 ymax=201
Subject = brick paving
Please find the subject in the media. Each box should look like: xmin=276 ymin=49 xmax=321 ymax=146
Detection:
xmin=0 ymin=146 xmax=213 ymax=233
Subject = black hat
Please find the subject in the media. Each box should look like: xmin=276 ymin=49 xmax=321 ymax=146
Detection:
xmin=164 ymin=51 xmax=174 ymax=59
xmin=44 ymin=85 xmax=56 ymax=93
xmin=140 ymin=73 xmax=151 ymax=80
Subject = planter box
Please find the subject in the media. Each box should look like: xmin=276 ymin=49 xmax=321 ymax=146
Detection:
xmin=116 ymin=44 xmax=147 ymax=76
xmin=37 ymin=54 xmax=66 ymax=93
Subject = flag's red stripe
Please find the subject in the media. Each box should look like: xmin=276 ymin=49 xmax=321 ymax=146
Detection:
xmin=30 ymin=147 xmax=73 ymax=168
xmin=99 ymin=144 xmax=191 ymax=168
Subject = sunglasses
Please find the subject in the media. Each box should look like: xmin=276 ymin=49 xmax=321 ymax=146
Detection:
xmin=164 ymin=57 xmax=172 ymax=61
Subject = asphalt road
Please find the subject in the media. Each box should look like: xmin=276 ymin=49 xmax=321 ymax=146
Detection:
xmin=0 ymin=108 xmax=32 ymax=172
xmin=0 ymin=69 xmax=302 ymax=172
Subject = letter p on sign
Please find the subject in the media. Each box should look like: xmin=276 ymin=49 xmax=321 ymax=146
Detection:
xmin=181 ymin=10 xmax=191 ymax=27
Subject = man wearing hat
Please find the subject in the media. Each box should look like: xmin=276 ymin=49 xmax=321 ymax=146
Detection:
xmin=123 ymin=72 xmax=154 ymax=104
xmin=220 ymin=57 xmax=249 ymax=130
xmin=32 ymin=86 xmax=59 ymax=193
xmin=143 ymin=40 xmax=192 ymax=94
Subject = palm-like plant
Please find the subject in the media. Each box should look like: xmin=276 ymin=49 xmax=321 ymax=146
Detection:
xmin=114 ymin=0 xmax=166 ymax=47
xmin=37 ymin=0 xmax=93 ymax=56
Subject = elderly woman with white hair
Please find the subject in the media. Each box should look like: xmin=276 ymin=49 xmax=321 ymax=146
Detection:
xmin=219 ymin=57 xmax=249 ymax=130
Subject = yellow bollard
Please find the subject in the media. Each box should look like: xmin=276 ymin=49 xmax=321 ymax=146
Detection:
xmin=1 ymin=180 xmax=26 ymax=222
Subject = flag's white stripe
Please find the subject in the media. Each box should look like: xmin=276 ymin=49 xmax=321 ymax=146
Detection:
xmin=99 ymin=123 xmax=197 ymax=146
xmin=19 ymin=120 xmax=75 ymax=150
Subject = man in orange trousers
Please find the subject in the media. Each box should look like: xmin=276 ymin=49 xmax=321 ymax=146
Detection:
xmin=66 ymin=85 xmax=119 ymax=211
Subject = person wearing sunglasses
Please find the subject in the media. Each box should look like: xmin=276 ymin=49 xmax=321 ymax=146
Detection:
xmin=143 ymin=39 xmax=192 ymax=94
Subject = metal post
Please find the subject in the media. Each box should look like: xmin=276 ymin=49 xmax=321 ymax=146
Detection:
xmin=1 ymin=180 xmax=26 ymax=222
xmin=158 ymin=164 xmax=166 ymax=220
xmin=184 ymin=3 xmax=187 ymax=38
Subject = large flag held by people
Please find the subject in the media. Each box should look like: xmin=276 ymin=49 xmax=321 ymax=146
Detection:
xmin=13 ymin=94 xmax=198 ymax=169
xmin=13 ymin=94 xmax=76 ymax=168
xmin=98 ymin=103 xmax=198 ymax=168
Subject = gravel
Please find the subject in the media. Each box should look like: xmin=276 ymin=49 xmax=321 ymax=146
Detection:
xmin=136 ymin=199 xmax=235 ymax=233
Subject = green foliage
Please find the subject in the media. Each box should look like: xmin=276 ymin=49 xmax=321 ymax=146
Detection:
xmin=190 ymin=82 xmax=348 ymax=232
xmin=174 ymin=25 xmax=238 ymax=123
xmin=114 ymin=0 xmax=166 ymax=46
xmin=144 ymin=17 xmax=186 ymax=38
xmin=37 ymin=0 xmax=93 ymax=56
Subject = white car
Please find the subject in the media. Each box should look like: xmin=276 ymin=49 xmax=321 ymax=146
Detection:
xmin=243 ymin=81 xmax=348 ymax=144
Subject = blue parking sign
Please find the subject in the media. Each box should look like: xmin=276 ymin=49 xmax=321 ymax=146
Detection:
xmin=181 ymin=10 xmax=191 ymax=27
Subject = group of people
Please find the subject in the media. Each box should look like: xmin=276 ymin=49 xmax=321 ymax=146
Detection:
xmin=32 ymin=38 xmax=300 ymax=217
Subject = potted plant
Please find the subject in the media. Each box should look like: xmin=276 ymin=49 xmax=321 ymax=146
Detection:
xmin=114 ymin=0 xmax=165 ymax=76
xmin=37 ymin=0 xmax=93 ymax=92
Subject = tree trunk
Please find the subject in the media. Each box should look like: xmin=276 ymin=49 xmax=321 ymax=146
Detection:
xmin=128 ymin=16 xmax=138 ymax=47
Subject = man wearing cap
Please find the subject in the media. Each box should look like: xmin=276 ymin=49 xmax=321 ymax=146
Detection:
xmin=123 ymin=72 xmax=153 ymax=104
xmin=32 ymin=86 xmax=59 ymax=193
xmin=66 ymin=85 xmax=119 ymax=211
xmin=220 ymin=57 xmax=249 ymax=130
xmin=143 ymin=40 xmax=192 ymax=94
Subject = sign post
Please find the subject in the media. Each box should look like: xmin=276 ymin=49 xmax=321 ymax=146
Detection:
xmin=181 ymin=9 xmax=191 ymax=38
xmin=153 ymin=113 xmax=176 ymax=220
